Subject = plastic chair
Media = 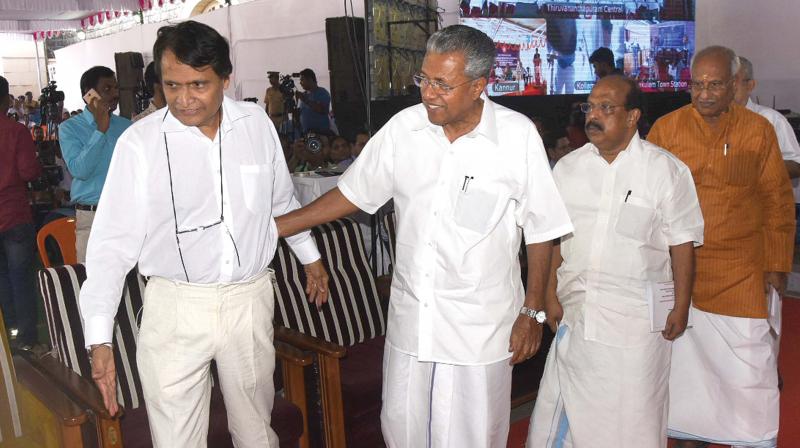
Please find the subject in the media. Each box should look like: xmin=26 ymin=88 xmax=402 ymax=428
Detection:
xmin=36 ymin=217 xmax=76 ymax=268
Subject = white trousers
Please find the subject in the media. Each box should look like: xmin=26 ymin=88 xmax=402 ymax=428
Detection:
xmin=75 ymin=209 xmax=94 ymax=263
xmin=380 ymin=341 xmax=513 ymax=448
xmin=667 ymin=307 xmax=779 ymax=448
xmin=137 ymin=271 xmax=279 ymax=447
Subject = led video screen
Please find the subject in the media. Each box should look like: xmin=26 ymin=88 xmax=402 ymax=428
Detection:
xmin=459 ymin=1 xmax=695 ymax=96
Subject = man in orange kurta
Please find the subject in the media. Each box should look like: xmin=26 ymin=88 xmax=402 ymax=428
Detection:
xmin=648 ymin=45 xmax=794 ymax=448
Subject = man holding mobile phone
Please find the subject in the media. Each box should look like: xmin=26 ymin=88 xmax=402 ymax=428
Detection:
xmin=59 ymin=66 xmax=131 ymax=262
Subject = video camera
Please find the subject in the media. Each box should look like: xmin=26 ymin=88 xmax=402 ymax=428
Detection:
xmin=277 ymin=72 xmax=301 ymax=109
xmin=40 ymin=81 xmax=65 ymax=121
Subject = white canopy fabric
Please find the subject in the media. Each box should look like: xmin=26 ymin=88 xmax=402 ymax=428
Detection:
xmin=0 ymin=0 xmax=148 ymax=33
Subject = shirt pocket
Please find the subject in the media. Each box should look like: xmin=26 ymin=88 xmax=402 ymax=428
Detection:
xmin=614 ymin=196 xmax=656 ymax=242
xmin=724 ymin=151 xmax=759 ymax=187
xmin=452 ymin=187 xmax=499 ymax=234
xmin=240 ymin=164 xmax=271 ymax=214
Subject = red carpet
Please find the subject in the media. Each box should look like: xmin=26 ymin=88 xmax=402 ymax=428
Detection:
xmin=507 ymin=298 xmax=800 ymax=447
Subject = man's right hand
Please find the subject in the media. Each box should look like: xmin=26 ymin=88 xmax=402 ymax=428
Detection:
xmin=90 ymin=344 xmax=119 ymax=416
xmin=88 ymin=97 xmax=111 ymax=133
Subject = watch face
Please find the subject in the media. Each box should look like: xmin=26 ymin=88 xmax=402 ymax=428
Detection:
xmin=534 ymin=311 xmax=547 ymax=324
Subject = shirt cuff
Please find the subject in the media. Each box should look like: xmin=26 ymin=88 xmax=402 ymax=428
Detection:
xmin=337 ymin=181 xmax=378 ymax=214
xmin=289 ymin=236 xmax=322 ymax=265
xmin=666 ymin=232 xmax=704 ymax=248
xmin=84 ymin=315 xmax=115 ymax=348
xmin=523 ymin=222 xmax=574 ymax=245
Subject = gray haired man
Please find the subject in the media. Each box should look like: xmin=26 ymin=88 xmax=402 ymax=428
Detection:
xmin=275 ymin=25 xmax=572 ymax=446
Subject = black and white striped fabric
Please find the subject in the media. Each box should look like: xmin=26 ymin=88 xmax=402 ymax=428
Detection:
xmin=0 ymin=310 xmax=22 ymax=443
xmin=38 ymin=264 xmax=146 ymax=410
xmin=272 ymin=218 xmax=387 ymax=347
xmin=382 ymin=210 xmax=397 ymax=269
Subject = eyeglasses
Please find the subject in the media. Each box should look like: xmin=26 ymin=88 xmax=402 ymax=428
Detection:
xmin=413 ymin=74 xmax=476 ymax=95
xmin=689 ymin=79 xmax=731 ymax=93
xmin=579 ymin=102 xmax=624 ymax=115
xmin=162 ymin=109 xmax=241 ymax=282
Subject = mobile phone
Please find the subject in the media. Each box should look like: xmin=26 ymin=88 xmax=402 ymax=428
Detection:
xmin=83 ymin=88 xmax=101 ymax=105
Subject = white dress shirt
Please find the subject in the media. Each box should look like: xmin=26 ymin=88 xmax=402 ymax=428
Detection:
xmin=553 ymin=133 xmax=704 ymax=345
xmin=81 ymin=97 xmax=320 ymax=346
xmin=746 ymin=98 xmax=800 ymax=201
xmin=338 ymin=95 xmax=573 ymax=365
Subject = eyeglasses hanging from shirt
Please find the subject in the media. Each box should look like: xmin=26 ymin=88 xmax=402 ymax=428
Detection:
xmin=162 ymin=109 xmax=241 ymax=282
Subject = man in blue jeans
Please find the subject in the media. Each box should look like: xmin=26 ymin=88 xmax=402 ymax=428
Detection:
xmin=0 ymin=76 xmax=41 ymax=347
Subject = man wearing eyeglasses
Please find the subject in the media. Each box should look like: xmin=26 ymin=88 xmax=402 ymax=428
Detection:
xmin=648 ymin=46 xmax=794 ymax=448
xmin=276 ymin=25 xmax=573 ymax=446
xmin=527 ymin=74 xmax=703 ymax=447
xmin=79 ymin=21 xmax=329 ymax=446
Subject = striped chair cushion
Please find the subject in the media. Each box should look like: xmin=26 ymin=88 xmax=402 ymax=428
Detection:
xmin=382 ymin=210 xmax=397 ymax=269
xmin=38 ymin=264 xmax=146 ymax=410
xmin=0 ymin=311 xmax=22 ymax=443
xmin=272 ymin=218 xmax=387 ymax=347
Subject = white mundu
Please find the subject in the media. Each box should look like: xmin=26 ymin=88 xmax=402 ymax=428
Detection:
xmin=80 ymin=97 xmax=320 ymax=446
xmin=339 ymin=94 xmax=573 ymax=446
xmin=527 ymin=134 xmax=704 ymax=448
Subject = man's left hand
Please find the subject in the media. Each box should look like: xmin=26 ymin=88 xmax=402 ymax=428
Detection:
xmin=508 ymin=315 xmax=543 ymax=365
xmin=764 ymin=271 xmax=788 ymax=296
xmin=303 ymin=259 xmax=329 ymax=308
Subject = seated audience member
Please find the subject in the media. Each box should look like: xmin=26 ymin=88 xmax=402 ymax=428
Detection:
xmin=62 ymin=111 xmax=70 ymax=121
xmin=329 ymin=136 xmax=355 ymax=170
xmin=527 ymin=75 xmax=703 ymax=447
xmin=353 ymin=132 xmax=369 ymax=158
xmin=70 ymin=110 xmax=80 ymax=117
xmin=0 ymin=76 xmax=42 ymax=350
xmin=59 ymin=65 xmax=132 ymax=262
xmin=132 ymin=62 xmax=167 ymax=122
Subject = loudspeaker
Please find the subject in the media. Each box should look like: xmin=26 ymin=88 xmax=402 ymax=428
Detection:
xmin=326 ymin=17 xmax=367 ymax=141
xmin=114 ymin=52 xmax=144 ymax=119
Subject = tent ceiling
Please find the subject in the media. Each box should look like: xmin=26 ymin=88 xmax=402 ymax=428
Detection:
xmin=0 ymin=0 xmax=143 ymax=32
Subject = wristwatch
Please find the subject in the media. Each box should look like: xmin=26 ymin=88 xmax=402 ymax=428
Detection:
xmin=519 ymin=306 xmax=546 ymax=324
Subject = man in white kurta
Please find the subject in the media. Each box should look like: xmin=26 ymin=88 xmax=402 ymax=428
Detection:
xmin=528 ymin=75 xmax=704 ymax=448
xmin=276 ymin=25 xmax=573 ymax=447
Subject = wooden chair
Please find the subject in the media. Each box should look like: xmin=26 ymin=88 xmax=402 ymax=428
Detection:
xmin=35 ymin=218 xmax=76 ymax=268
xmin=37 ymin=264 xmax=312 ymax=448
xmin=272 ymin=218 xmax=388 ymax=448
xmin=0 ymin=308 xmax=90 ymax=448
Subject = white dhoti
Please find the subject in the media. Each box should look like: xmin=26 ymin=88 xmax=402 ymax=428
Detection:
xmin=380 ymin=341 xmax=513 ymax=448
xmin=667 ymin=307 xmax=779 ymax=448
xmin=528 ymin=299 xmax=671 ymax=448
xmin=137 ymin=270 xmax=279 ymax=447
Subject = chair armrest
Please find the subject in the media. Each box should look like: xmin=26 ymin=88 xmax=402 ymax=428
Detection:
xmin=275 ymin=326 xmax=346 ymax=359
xmin=18 ymin=351 xmax=116 ymax=420
xmin=275 ymin=340 xmax=313 ymax=366
xmin=13 ymin=355 xmax=88 ymax=426
xmin=375 ymin=274 xmax=392 ymax=303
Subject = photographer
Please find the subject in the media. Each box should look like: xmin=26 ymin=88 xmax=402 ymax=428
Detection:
xmin=295 ymin=68 xmax=330 ymax=133
xmin=0 ymin=76 xmax=42 ymax=349
xmin=264 ymin=71 xmax=285 ymax=131
xmin=59 ymin=66 xmax=131 ymax=262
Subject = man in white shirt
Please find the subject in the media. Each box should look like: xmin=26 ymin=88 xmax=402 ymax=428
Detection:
xmin=734 ymin=56 xmax=800 ymax=182
xmin=277 ymin=25 xmax=573 ymax=446
xmin=527 ymin=75 xmax=704 ymax=447
xmin=80 ymin=21 xmax=329 ymax=446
